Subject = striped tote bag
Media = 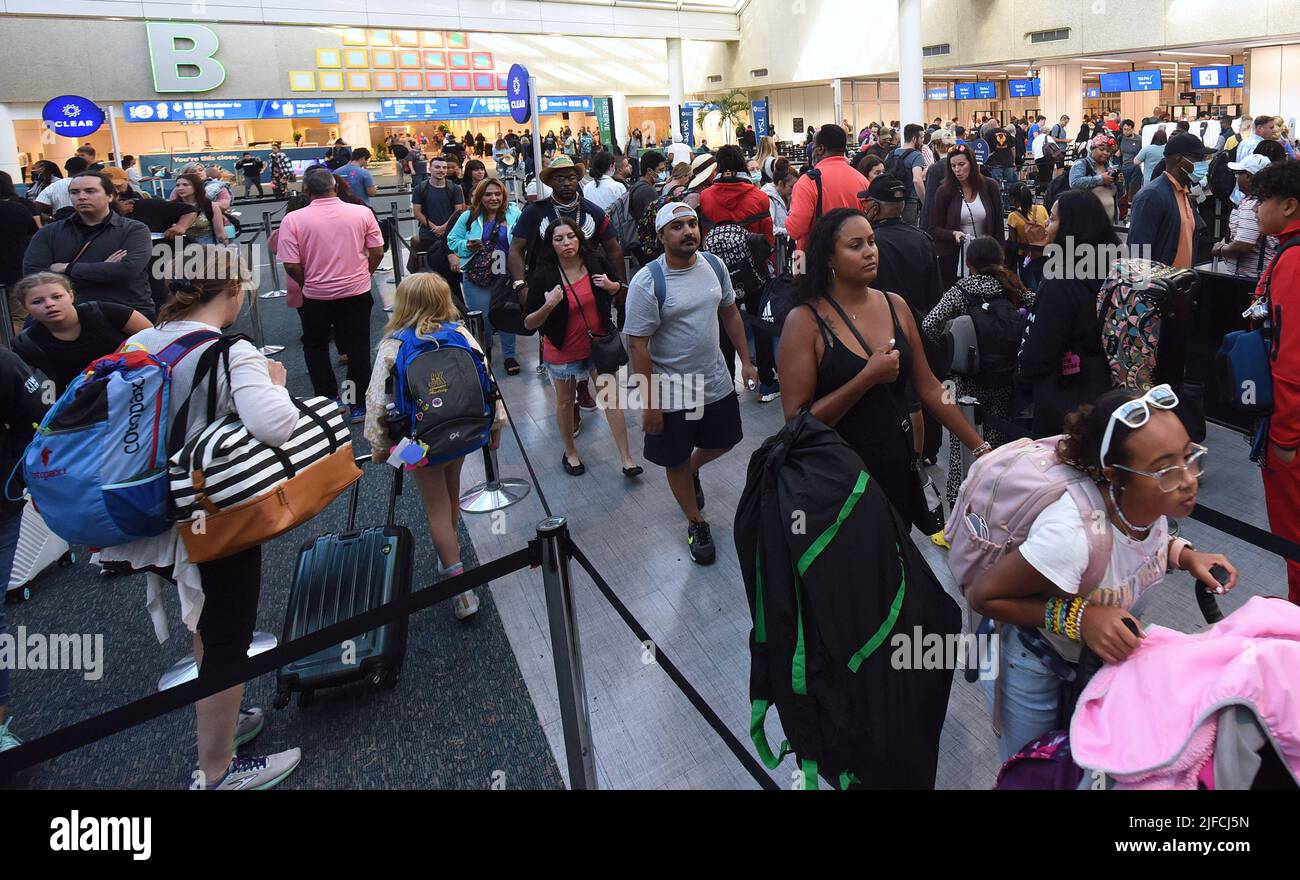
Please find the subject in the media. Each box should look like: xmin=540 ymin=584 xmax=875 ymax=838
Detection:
xmin=170 ymin=395 xmax=362 ymax=563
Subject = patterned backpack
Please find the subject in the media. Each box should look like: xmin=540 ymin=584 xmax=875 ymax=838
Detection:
xmin=636 ymin=191 xmax=685 ymax=260
xmin=1096 ymin=258 xmax=1197 ymax=390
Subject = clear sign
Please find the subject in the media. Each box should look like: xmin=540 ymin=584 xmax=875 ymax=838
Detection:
xmin=123 ymin=99 xmax=338 ymax=123
xmin=971 ymin=138 xmax=991 ymax=164
xmin=507 ymin=64 xmax=531 ymax=124
xmin=42 ymin=95 xmax=105 ymax=136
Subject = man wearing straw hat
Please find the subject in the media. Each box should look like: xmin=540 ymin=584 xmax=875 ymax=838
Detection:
xmin=509 ymin=154 xmax=627 ymax=409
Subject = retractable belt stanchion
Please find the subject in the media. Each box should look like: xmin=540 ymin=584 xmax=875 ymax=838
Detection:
xmin=459 ymin=310 xmax=530 ymax=512
xmin=388 ymin=207 xmax=405 ymax=287
xmin=249 ymin=223 xmax=285 ymax=356
xmin=536 ymin=516 xmax=598 ymax=790
xmin=260 ymin=213 xmax=287 ymax=299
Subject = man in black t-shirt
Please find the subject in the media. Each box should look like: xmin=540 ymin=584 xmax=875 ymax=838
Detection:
xmin=118 ymin=196 xmax=197 ymax=311
xmin=391 ymin=139 xmax=410 ymax=190
xmin=235 ymin=152 xmax=265 ymax=199
xmin=987 ymin=126 xmax=1019 ymax=207
xmin=411 ymin=155 xmax=467 ymax=297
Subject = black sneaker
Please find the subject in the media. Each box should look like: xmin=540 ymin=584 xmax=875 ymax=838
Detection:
xmin=687 ymin=520 xmax=716 ymax=565
xmin=693 ymin=471 xmax=705 ymax=511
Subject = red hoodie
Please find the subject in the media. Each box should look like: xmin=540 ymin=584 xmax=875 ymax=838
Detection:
xmin=1267 ymin=219 xmax=1300 ymax=449
xmin=698 ymin=178 xmax=775 ymax=250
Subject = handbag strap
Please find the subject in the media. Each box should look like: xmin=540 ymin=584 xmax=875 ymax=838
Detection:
xmin=64 ymin=222 xmax=112 ymax=275
xmin=557 ymin=263 xmax=604 ymax=338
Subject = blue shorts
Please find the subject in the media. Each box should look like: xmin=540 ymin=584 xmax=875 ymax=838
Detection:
xmin=546 ymin=358 xmax=593 ymax=383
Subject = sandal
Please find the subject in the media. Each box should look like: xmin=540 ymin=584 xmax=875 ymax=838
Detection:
xmin=622 ymin=465 xmax=644 ymax=478
xmin=562 ymin=454 xmax=586 ymax=476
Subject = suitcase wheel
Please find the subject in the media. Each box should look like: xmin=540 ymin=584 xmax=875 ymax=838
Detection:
xmin=58 ymin=550 xmax=76 ymax=568
xmin=297 ymin=689 xmax=315 ymax=708
xmin=371 ymin=665 xmax=400 ymax=691
xmin=273 ymin=689 xmax=291 ymax=711
xmin=4 ymin=586 xmax=31 ymax=605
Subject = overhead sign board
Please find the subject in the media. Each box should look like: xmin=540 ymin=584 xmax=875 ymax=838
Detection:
xmin=42 ymin=95 xmax=105 ymax=136
xmin=123 ymin=99 xmax=338 ymax=123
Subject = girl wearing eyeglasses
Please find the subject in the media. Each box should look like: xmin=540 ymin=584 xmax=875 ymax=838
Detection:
xmin=966 ymin=386 xmax=1237 ymax=762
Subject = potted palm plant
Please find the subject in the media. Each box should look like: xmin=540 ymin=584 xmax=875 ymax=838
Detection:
xmin=697 ymin=89 xmax=750 ymax=144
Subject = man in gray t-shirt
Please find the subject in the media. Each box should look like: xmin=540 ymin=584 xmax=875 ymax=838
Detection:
xmin=625 ymin=201 xmax=757 ymax=566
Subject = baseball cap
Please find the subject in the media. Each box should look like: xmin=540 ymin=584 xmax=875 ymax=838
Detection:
xmin=1228 ymin=154 xmax=1272 ymax=176
xmin=655 ymin=201 xmax=697 ymax=232
xmin=1164 ymin=131 xmax=1211 ymax=158
xmin=864 ymin=176 xmax=907 ymax=203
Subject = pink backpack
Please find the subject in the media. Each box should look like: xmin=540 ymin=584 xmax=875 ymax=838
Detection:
xmin=944 ymin=435 xmax=1112 ymax=596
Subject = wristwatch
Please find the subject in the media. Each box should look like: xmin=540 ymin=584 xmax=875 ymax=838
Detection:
xmin=512 ymin=280 xmax=526 ymax=291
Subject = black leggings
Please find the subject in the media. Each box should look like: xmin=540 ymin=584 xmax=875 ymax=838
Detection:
xmin=195 ymin=546 xmax=263 ymax=679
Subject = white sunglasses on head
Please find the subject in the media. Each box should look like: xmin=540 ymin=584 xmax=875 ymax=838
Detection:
xmin=1099 ymin=384 xmax=1179 ymax=469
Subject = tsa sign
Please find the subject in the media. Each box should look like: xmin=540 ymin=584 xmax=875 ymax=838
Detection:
xmin=508 ymin=64 xmax=531 ymax=124
xmin=42 ymin=95 xmax=105 ymax=137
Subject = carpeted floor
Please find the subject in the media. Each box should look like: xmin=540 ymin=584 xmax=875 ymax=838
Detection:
xmin=4 ymin=214 xmax=563 ymax=789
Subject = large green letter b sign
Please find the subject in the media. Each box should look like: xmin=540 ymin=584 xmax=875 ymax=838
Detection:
xmin=147 ymin=22 xmax=226 ymax=92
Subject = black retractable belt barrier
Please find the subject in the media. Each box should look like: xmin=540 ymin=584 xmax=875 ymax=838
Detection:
xmin=566 ymin=542 xmax=782 ymax=791
xmin=0 ymin=544 xmax=536 ymax=776
xmin=497 ymin=387 xmax=780 ymax=791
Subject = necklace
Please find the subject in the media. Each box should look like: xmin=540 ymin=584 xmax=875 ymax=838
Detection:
xmin=552 ymin=195 xmax=580 ymax=212
xmin=1107 ymin=482 xmax=1153 ymax=538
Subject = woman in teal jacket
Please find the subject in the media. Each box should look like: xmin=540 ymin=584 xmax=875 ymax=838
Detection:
xmin=448 ymin=176 xmax=523 ymax=373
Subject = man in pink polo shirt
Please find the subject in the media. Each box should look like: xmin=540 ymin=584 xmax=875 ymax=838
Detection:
xmin=278 ymin=166 xmax=384 ymax=421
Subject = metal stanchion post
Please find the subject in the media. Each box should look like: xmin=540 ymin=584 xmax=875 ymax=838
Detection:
xmin=957 ymin=395 xmax=982 ymax=480
xmin=459 ymin=309 xmax=530 ymax=512
xmin=389 ymin=213 xmax=405 ymax=287
xmin=260 ymin=213 xmax=287 ymax=299
xmin=249 ymin=237 xmax=285 ymax=356
xmin=536 ymin=516 xmax=598 ymax=790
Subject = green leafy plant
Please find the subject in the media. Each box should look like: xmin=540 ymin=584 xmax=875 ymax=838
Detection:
xmin=292 ymin=130 xmax=303 ymax=144
xmin=696 ymin=89 xmax=750 ymax=143
xmin=374 ymin=142 xmax=389 ymax=161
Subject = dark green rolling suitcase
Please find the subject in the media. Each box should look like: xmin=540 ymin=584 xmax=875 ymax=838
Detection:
xmin=274 ymin=467 xmax=413 ymax=709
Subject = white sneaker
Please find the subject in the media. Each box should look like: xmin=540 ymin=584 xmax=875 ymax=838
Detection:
xmin=233 ymin=708 xmax=265 ymax=750
xmin=208 ymin=748 xmax=302 ymax=791
xmin=453 ymin=590 xmax=480 ymax=620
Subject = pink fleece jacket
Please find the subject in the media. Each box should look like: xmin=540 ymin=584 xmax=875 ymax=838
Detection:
xmin=1070 ymin=596 xmax=1300 ymax=787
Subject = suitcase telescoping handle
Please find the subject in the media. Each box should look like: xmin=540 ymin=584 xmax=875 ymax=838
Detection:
xmin=342 ymin=453 xmax=404 ymax=532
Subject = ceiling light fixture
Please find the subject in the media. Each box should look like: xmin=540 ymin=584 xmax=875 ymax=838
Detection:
xmin=1158 ymin=51 xmax=1232 ymax=58
xmin=1073 ymin=57 xmax=1134 ymax=64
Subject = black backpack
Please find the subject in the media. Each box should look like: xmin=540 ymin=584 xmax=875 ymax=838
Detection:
xmin=884 ymin=148 xmax=919 ymax=198
xmin=734 ymin=410 xmax=962 ymax=789
xmin=703 ymin=210 xmax=772 ymax=307
xmin=1207 ymin=149 xmax=1238 ymax=207
xmin=960 ymin=280 xmax=1027 ymax=385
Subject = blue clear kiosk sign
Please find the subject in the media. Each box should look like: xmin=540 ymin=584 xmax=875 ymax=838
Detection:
xmin=43 ymin=94 xmax=105 ymax=137
xmin=507 ymin=64 xmax=531 ymax=124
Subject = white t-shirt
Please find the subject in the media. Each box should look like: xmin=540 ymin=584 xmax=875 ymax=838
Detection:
xmin=582 ymin=175 xmax=626 ymax=212
xmin=666 ymin=142 xmax=692 ymax=167
xmin=1018 ymin=493 xmax=1170 ymax=661
xmin=35 ymin=177 xmax=74 ymax=212
xmin=1031 ymin=132 xmax=1049 ymax=160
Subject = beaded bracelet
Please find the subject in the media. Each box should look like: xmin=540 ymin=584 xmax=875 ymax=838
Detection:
xmin=1044 ymin=597 xmax=1062 ymax=634
xmin=1065 ymin=598 xmax=1088 ymax=642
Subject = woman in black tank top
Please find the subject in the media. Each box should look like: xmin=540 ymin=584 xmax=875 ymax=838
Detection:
xmin=778 ymin=209 xmax=988 ymax=530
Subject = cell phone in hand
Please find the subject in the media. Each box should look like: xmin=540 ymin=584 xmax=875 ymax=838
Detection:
xmin=1209 ymin=564 xmax=1231 ymax=592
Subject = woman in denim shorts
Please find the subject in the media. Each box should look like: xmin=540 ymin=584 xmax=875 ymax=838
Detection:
xmin=524 ymin=218 xmax=641 ymax=477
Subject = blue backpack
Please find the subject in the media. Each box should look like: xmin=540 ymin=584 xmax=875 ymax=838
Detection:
xmin=12 ymin=331 xmax=224 ymax=548
xmin=392 ymin=323 xmax=495 ymax=465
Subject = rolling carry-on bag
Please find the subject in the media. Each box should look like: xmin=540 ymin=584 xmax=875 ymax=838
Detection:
xmin=274 ymin=465 xmax=413 ymax=709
